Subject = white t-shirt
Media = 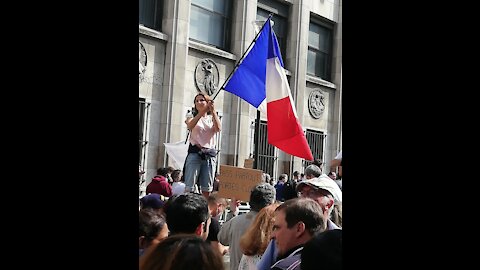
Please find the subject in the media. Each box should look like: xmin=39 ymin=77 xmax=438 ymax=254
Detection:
xmin=187 ymin=114 xmax=216 ymax=148
xmin=171 ymin=182 xmax=186 ymax=196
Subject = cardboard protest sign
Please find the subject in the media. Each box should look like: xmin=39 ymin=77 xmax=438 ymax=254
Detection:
xmin=244 ymin=158 xmax=254 ymax=168
xmin=217 ymin=165 xmax=263 ymax=201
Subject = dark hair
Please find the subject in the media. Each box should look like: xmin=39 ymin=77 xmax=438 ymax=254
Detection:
xmin=157 ymin=167 xmax=169 ymax=176
xmin=192 ymin=93 xmax=212 ymax=116
xmin=164 ymin=193 xmax=209 ymax=235
xmin=249 ymin=183 xmax=276 ymax=212
xmin=275 ymin=198 xmax=324 ymax=236
xmin=207 ymin=191 xmax=227 ymax=206
xmin=301 ymin=229 xmax=342 ymax=270
xmin=171 ymin=169 xmax=182 ymax=182
xmin=166 ymin=166 xmax=175 ymax=173
xmin=139 ymin=209 xmax=166 ymax=242
xmin=142 ymin=234 xmax=224 ymax=270
xmin=313 ymin=159 xmax=323 ymax=167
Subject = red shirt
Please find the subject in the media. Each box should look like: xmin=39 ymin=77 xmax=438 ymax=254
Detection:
xmin=146 ymin=175 xmax=172 ymax=197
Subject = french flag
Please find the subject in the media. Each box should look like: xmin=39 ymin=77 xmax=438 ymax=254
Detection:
xmin=224 ymin=18 xmax=313 ymax=161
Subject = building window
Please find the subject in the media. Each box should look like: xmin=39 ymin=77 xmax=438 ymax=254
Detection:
xmin=257 ymin=0 xmax=289 ymax=63
xmin=139 ymin=0 xmax=164 ymax=31
xmin=307 ymin=19 xmax=333 ymax=81
xmin=190 ymin=0 xmax=232 ymax=50
xmin=139 ymin=98 xmax=151 ymax=166
xmin=302 ymin=129 xmax=326 ymax=169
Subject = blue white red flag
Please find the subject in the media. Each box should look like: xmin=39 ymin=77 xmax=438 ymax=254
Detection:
xmin=224 ymin=18 xmax=313 ymax=161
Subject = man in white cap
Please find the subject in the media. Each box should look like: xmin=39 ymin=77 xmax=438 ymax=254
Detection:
xmin=295 ymin=175 xmax=342 ymax=230
xmin=256 ymin=175 xmax=342 ymax=270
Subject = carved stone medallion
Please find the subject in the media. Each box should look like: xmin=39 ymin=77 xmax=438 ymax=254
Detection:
xmin=194 ymin=58 xmax=219 ymax=96
xmin=139 ymin=42 xmax=147 ymax=82
xmin=308 ymin=89 xmax=325 ymax=119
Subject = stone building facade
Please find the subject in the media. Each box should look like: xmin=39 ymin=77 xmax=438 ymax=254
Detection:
xmin=139 ymin=0 xmax=342 ymax=186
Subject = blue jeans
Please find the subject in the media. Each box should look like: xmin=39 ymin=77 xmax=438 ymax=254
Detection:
xmin=184 ymin=152 xmax=216 ymax=192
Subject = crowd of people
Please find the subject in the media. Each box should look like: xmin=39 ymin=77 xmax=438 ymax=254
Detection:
xmin=139 ymin=93 xmax=342 ymax=269
xmin=139 ymin=157 xmax=342 ymax=269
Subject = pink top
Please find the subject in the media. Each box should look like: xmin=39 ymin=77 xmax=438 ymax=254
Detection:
xmin=189 ymin=115 xmax=216 ymax=148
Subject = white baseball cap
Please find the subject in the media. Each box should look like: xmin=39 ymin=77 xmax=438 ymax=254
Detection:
xmin=296 ymin=175 xmax=342 ymax=203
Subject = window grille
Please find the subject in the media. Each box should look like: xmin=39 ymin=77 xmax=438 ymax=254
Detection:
xmin=302 ymin=129 xmax=326 ymax=169
xmin=139 ymin=98 xmax=151 ymax=172
xmin=256 ymin=120 xmax=277 ymax=179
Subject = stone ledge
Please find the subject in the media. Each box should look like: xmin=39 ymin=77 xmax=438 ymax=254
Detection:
xmin=139 ymin=25 xmax=169 ymax=41
xmin=188 ymin=40 xmax=237 ymax=61
xmin=306 ymin=75 xmax=337 ymax=89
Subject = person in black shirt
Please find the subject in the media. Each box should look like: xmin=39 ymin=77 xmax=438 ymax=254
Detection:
xmin=207 ymin=192 xmax=229 ymax=256
xmin=283 ymin=174 xmax=297 ymax=201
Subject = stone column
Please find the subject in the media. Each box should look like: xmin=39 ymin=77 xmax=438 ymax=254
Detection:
xmin=158 ymin=0 xmax=192 ymax=168
xmin=225 ymin=0 xmax=258 ymax=167
xmin=328 ymin=0 xmax=342 ymax=169
xmin=284 ymin=0 xmax=311 ymax=174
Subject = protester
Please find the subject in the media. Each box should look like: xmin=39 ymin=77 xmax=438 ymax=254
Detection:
xmin=184 ymin=93 xmax=221 ymax=199
xmin=164 ymin=193 xmax=210 ymax=238
xmin=239 ymin=202 xmax=280 ymax=270
xmin=140 ymin=193 xmax=168 ymax=215
xmin=257 ymin=175 xmax=342 ymax=270
xmin=207 ymin=192 xmax=229 ymax=256
xmin=312 ymin=159 xmax=323 ymax=172
xmin=141 ymin=234 xmax=224 ymax=270
xmin=218 ymin=183 xmax=276 ymax=270
xmin=139 ymin=208 xmax=168 ymax=256
xmin=139 ymin=193 xmax=210 ymax=270
xmin=296 ymin=175 xmax=342 ymax=229
xmin=213 ymin=172 xmax=221 ymax=192
xmin=304 ymin=164 xmax=322 ymax=179
xmin=274 ymin=174 xmax=286 ymax=202
xmin=270 ymin=198 xmax=325 ymax=270
xmin=165 ymin=166 xmax=175 ymax=185
xmin=283 ymin=173 xmax=297 ymax=201
xmin=328 ymin=171 xmax=342 ymax=190
xmin=146 ymin=167 xmax=172 ymax=197
xmin=292 ymin=171 xmax=300 ymax=182
xmin=170 ymin=169 xmax=185 ymax=196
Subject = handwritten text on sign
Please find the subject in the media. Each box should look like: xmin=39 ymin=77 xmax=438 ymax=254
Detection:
xmin=217 ymin=165 xmax=263 ymax=201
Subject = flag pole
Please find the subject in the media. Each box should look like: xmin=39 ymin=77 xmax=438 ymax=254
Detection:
xmin=211 ymin=13 xmax=274 ymax=101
